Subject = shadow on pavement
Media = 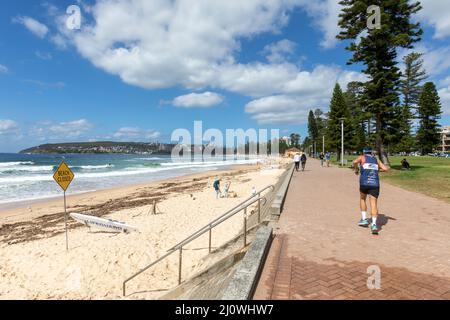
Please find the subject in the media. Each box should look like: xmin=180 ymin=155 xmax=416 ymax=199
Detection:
xmin=377 ymin=214 xmax=397 ymax=227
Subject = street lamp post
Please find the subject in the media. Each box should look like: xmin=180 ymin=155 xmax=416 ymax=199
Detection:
xmin=443 ymin=131 xmax=446 ymax=153
xmin=339 ymin=118 xmax=345 ymax=167
xmin=322 ymin=135 xmax=325 ymax=154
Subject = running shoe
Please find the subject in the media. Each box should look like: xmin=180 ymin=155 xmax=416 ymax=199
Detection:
xmin=358 ymin=219 xmax=370 ymax=227
xmin=371 ymin=224 xmax=379 ymax=235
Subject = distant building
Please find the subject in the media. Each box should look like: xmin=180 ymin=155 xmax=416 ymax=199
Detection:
xmin=281 ymin=136 xmax=291 ymax=145
xmin=285 ymin=147 xmax=301 ymax=158
xmin=441 ymin=126 xmax=450 ymax=153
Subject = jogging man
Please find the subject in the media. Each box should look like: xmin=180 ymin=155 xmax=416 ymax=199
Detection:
xmin=319 ymin=153 xmax=324 ymax=167
xmin=353 ymin=147 xmax=389 ymax=235
xmin=293 ymin=153 xmax=301 ymax=171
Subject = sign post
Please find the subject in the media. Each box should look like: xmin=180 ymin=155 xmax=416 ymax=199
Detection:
xmin=53 ymin=161 xmax=75 ymax=251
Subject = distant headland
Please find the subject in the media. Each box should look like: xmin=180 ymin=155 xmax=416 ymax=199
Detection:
xmin=19 ymin=142 xmax=175 ymax=154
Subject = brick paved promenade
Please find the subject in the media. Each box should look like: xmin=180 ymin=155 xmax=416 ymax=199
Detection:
xmin=254 ymin=159 xmax=450 ymax=300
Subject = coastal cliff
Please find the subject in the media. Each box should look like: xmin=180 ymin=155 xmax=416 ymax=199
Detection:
xmin=20 ymin=142 xmax=175 ymax=154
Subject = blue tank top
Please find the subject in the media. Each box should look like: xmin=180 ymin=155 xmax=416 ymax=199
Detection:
xmin=360 ymin=155 xmax=380 ymax=187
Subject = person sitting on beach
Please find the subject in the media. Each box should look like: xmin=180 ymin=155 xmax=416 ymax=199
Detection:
xmin=222 ymin=181 xmax=231 ymax=198
xmin=401 ymin=158 xmax=411 ymax=170
xmin=213 ymin=178 xmax=221 ymax=199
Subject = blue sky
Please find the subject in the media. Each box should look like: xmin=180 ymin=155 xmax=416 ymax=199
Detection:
xmin=1 ymin=0 xmax=450 ymax=153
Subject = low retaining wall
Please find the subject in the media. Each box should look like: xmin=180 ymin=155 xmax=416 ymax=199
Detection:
xmin=220 ymin=163 xmax=295 ymax=300
xmin=220 ymin=226 xmax=273 ymax=300
xmin=270 ymin=163 xmax=295 ymax=219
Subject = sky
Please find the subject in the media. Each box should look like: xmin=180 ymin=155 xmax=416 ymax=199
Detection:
xmin=1 ymin=0 xmax=450 ymax=153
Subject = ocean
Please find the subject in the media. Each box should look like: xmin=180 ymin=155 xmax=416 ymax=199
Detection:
xmin=0 ymin=153 xmax=258 ymax=208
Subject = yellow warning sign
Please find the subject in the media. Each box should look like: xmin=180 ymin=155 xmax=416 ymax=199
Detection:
xmin=53 ymin=161 xmax=75 ymax=191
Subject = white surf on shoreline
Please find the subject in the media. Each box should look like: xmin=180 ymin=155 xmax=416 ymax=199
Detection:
xmin=0 ymin=156 xmax=261 ymax=207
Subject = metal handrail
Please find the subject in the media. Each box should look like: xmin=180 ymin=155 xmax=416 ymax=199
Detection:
xmin=167 ymin=184 xmax=274 ymax=251
xmin=122 ymin=185 xmax=274 ymax=296
xmin=170 ymin=196 xmax=266 ymax=251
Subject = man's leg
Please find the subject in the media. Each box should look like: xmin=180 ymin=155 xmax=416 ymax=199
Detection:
xmin=369 ymin=195 xmax=378 ymax=225
xmin=368 ymin=187 xmax=381 ymax=234
xmin=360 ymin=192 xmax=368 ymax=212
xmin=358 ymin=192 xmax=369 ymax=227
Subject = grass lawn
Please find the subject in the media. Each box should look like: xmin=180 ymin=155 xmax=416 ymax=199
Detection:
xmin=331 ymin=155 xmax=450 ymax=203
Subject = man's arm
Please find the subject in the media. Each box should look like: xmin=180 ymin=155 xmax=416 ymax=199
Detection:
xmin=377 ymin=159 xmax=390 ymax=172
xmin=353 ymin=156 xmax=362 ymax=175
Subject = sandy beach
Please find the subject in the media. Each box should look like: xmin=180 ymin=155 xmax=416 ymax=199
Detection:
xmin=0 ymin=160 xmax=288 ymax=299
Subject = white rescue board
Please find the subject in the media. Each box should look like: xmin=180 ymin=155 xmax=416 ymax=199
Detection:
xmin=70 ymin=213 xmax=139 ymax=234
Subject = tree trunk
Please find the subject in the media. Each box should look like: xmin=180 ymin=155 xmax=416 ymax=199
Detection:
xmin=375 ymin=116 xmax=390 ymax=166
xmin=376 ymin=136 xmax=390 ymax=165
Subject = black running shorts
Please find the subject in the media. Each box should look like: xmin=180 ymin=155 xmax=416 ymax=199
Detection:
xmin=360 ymin=186 xmax=380 ymax=198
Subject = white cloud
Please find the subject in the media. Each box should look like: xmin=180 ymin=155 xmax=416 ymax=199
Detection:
xmin=50 ymin=0 xmax=349 ymax=98
xmin=299 ymin=0 xmax=341 ymax=49
xmin=0 ymin=120 xmax=19 ymax=135
xmin=0 ymin=64 xmax=8 ymax=74
xmin=113 ymin=127 xmax=161 ymax=141
xmin=421 ymin=46 xmax=450 ymax=77
xmin=51 ymin=33 xmax=69 ymax=50
xmin=41 ymin=1 xmax=59 ymax=16
xmin=44 ymin=0 xmax=367 ymax=123
xmin=49 ymin=119 xmax=93 ymax=138
xmin=30 ymin=119 xmax=93 ymax=141
xmin=13 ymin=16 xmax=49 ymax=38
xmin=67 ymin=0 xmax=294 ymax=92
xmin=438 ymin=78 xmax=450 ymax=115
xmin=399 ymin=44 xmax=450 ymax=78
xmin=24 ymin=79 xmax=66 ymax=89
xmin=418 ymin=0 xmax=450 ymax=39
xmin=245 ymin=66 xmax=367 ymax=124
xmin=245 ymin=95 xmax=310 ymax=124
xmin=173 ymin=92 xmax=224 ymax=108
xmin=262 ymin=39 xmax=297 ymax=63
xmin=45 ymin=1 xmax=362 ymax=98
xmin=299 ymin=0 xmax=450 ymax=49
xmin=214 ymin=63 xmax=300 ymax=97
xmin=297 ymin=0 xmax=450 ymax=48
xmin=35 ymin=51 xmax=53 ymax=60
xmin=22 ymin=120 xmax=161 ymax=145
